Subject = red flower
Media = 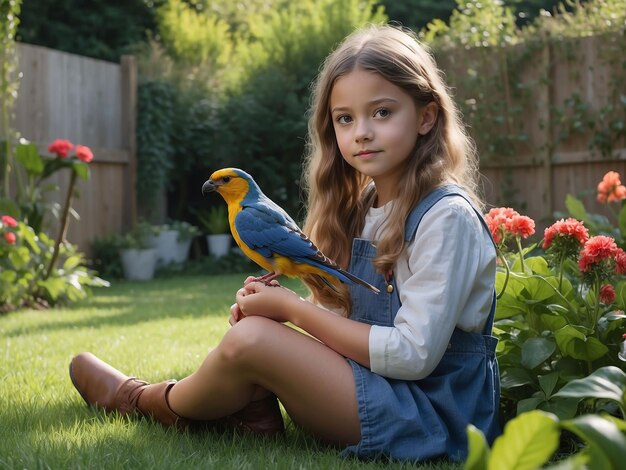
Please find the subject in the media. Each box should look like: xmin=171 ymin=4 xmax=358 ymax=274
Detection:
xmin=543 ymin=218 xmax=589 ymax=249
xmin=578 ymin=235 xmax=618 ymax=272
xmin=75 ymin=144 xmax=94 ymax=163
xmin=485 ymin=207 xmax=521 ymax=244
xmin=597 ymin=171 xmax=626 ymax=203
xmin=48 ymin=139 xmax=74 ymax=158
xmin=506 ymin=215 xmax=535 ymax=239
xmin=615 ymin=248 xmax=626 ymax=275
xmin=3 ymin=232 xmax=16 ymax=245
xmin=1 ymin=215 xmax=17 ymax=227
xmin=600 ymin=284 xmax=616 ymax=304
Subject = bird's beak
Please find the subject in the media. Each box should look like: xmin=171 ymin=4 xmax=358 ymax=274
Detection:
xmin=202 ymin=179 xmax=217 ymax=195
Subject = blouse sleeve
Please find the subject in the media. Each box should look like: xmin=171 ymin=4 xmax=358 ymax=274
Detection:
xmin=368 ymin=197 xmax=495 ymax=380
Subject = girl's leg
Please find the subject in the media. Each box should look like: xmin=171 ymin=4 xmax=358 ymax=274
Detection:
xmin=168 ymin=315 xmax=361 ymax=446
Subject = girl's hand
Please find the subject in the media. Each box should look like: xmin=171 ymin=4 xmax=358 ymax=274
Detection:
xmin=229 ymin=276 xmax=258 ymax=326
xmin=235 ymin=281 xmax=301 ymax=323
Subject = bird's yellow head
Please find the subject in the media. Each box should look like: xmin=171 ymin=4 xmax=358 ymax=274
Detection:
xmin=201 ymin=168 xmax=254 ymax=205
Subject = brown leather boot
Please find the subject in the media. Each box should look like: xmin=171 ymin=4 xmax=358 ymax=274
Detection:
xmin=69 ymin=352 xmax=190 ymax=429
xmin=69 ymin=352 xmax=284 ymax=436
xmin=223 ymin=395 xmax=285 ymax=436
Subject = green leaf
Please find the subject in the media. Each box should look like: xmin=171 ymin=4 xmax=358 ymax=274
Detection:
xmin=561 ymin=415 xmax=626 ymax=470
xmin=0 ymin=198 xmax=20 ymax=217
xmin=522 ymin=338 xmax=556 ymax=369
xmin=464 ymin=424 xmax=489 ymax=470
xmin=619 ymin=204 xmax=626 ymax=239
xmin=15 ymin=142 xmax=44 ymax=175
xmin=539 ymin=372 xmax=560 ymax=398
xmin=63 ymin=255 xmax=82 ymax=271
xmin=37 ymin=278 xmax=66 ymax=301
xmin=554 ymin=325 xmax=609 ymax=361
xmin=539 ymin=397 xmax=579 ymax=420
xmin=72 ymin=161 xmax=90 ymax=180
xmin=525 ymin=256 xmax=552 ymax=276
xmin=520 ymin=276 xmax=555 ymax=303
xmin=540 ymin=313 xmax=568 ymax=331
xmin=554 ymin=366 xmax=626 ymax=410
xmin=518 ymin=396 xmax=545 ymax=414
xmin=501 ymin=368 xmax=534 ymax=389
xmin=488 ymin=410 xmax=559 ymax=470
xmin=565 ymin=194 xmax=590 ymax=224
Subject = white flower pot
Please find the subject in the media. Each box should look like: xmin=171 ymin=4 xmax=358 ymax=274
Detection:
xmin=120 ymin=248 xmax=158 ymax=281
xmin=149 ymin=229 xmax=191 ymax=265
xmin=207 ymin=234 xmax=232 ymax=258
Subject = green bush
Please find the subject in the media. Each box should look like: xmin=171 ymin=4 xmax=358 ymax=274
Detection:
xmin=1 ymin=218 xmax=108 ymax=312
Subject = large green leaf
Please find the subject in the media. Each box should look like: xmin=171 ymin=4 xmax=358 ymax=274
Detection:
xmin=489 ymin=410 xmax=559 ymax=470
xmin=521 ymin=338 xmax=556 ymax=369
xmin=561 ymin=414 xmax=626 ymax=470
xmin=565 ymin=194 xmax=590 ymax=224
xmin=15 ymin=142 xmax=44 ymax=175
xmin=525 ymin=256 xmax=552 ymax=276
xmin=554 ymin=325 xmax=609 ymax=361
xmin=520 ymin=276 xmax=556 ymax=303
xmin=464 ymin=424 xmax=489 ymax=470
xmin=554 ymin=366 xmax=626 ymax=410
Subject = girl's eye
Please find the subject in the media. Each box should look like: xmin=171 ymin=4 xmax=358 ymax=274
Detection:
xmin=336 ymin=115 xmax=352 ymax=124
xmin=374 ymin=108 xmax=391 ymax=118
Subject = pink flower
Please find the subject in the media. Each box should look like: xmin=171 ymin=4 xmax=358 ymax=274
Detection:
xmin=75 ymin=144 xmax=94 ymax=163
xmin=543 ymin=218 xmax=589 ymax=250
xmin=600 ymin=284 xmax=616 ymax=304
xmin=506 ymin=215 xmax=535 ymax=239
xmin=48 ymin=139 xmax=74 ymax=158
xmin=1 ymin=215 xmax=17 ymax=227
xmin=597 ymin=171 xmax=626 ymax=203
xmin=3 ymin=232 xmax=16 ymax=245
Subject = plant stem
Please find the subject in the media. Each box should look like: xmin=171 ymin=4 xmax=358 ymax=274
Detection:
xmin=497 ymin=249 xmax=510 ymax=300
xmin=44 ymin=170 xmax=77 ymax=280
xmin=516 ymin=236 xmax=526 ymax=272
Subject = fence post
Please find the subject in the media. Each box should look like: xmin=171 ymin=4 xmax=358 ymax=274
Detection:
xmin=120 ymin=54 xmax=137 ymax=230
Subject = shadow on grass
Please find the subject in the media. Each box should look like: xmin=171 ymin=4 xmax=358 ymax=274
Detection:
xmin=3 ymin=275 xmax=245 ymax=337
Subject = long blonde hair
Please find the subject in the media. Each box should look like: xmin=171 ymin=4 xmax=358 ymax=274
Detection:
xmin=302 ymin=24 xmax=482 ymax=314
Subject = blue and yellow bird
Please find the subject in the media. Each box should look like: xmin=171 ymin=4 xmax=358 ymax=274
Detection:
xmin=202 ymin=168 xmax=379 ymax=294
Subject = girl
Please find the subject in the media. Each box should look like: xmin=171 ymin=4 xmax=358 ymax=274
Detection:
xmin=69 ymin=24 xmax=500 ymax=462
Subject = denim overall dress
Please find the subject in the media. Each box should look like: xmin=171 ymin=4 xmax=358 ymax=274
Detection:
xmin=341 ymin=184 xmax=500 ymax=462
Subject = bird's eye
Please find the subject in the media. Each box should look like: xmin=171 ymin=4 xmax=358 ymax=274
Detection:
xmin=222 ymin=176 xmax=231 ymax=183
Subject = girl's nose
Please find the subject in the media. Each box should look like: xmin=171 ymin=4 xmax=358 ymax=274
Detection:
xmin=355 ymin=120 xmax=373 ymax=142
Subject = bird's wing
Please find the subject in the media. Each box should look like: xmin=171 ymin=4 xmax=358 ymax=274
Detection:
xmin=234 ymin=200 xmax=338 ymax=267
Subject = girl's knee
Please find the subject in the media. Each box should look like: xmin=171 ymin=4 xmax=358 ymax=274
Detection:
xmin=218 ymin=316 xmax=277 ymax=365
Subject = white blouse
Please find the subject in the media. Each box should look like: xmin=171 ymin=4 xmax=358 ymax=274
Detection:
xmin=362 ymin=195 xmax=496 ymax=381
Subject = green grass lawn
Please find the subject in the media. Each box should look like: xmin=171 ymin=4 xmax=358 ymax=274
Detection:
xmin=0 ymin=274 xmax=458 ymax=469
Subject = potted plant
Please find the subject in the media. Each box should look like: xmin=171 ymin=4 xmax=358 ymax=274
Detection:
xmin=117 ymin=222 xmax=158 ymax=281
xmin=149 ymin=220 xmax=200 ymax=266
xmin=195 ymin=206 xmax=232 ymax=258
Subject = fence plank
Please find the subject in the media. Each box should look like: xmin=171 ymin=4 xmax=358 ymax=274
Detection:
xmin=6 ymin=43 xmax=136 ymax=254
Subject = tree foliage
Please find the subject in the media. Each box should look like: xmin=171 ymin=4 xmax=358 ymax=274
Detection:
xmin=16 ymin=0 xmax=163 ymax=62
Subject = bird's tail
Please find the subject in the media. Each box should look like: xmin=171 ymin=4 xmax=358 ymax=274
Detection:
xmin=337 ymin=268 xmax=380 ymax=294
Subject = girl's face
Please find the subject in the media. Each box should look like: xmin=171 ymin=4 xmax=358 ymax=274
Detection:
xmin=329 ymin=69 xmax=422 ymax=205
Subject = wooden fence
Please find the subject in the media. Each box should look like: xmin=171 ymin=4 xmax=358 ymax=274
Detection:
xmin=6 ymin=43 xmax=136 ymax=253
xmin=437 ymin=31 xmax=626 ymax=229
xmin=4 ymin=33 xmax=626 ymax=254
